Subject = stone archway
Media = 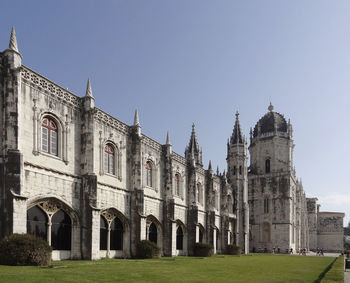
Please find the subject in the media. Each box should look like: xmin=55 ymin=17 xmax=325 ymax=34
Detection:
xmin=100 ymin=208 xmax=130 ymax=258
xmin=27 ymin=197 xmax=80 ymax=260
xmin=146 ymin=215 xmax=162 ymax=252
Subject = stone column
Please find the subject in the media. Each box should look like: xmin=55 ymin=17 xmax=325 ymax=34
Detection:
xmin=107 ymin=226 xmax=111 ymax=258
xmin=213 ymin=228 xmax=217 ymax=254
xmin=47 ymin=218 xmax=52 ymax=245
xmin=171 ymin=221 xmax=177 ymax=256
xmin=140 ymin=216 xmax=147 ymax=240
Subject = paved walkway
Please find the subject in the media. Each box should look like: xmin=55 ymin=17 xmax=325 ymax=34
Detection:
xmin=345 ymin=270 xmax=350 ymax=283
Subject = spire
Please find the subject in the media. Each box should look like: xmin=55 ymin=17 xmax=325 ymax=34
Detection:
xmin=208 ymin=160 xmax=212 ymax=171
xmin=9 ymin=27 xmax=18 ymax=52
xmin=185 ymin=123 xmax=202 ymax=166
xmin=85 ymin=78 xmax=93 ymax=98
xmin=133 ymin=109 xmax=140 ymax=126
xmin=216 ymin=166 xmax=219 ymax=175
xmin=166 ymin=131 xmax=171 ymax=145
xmin=230 ymin=111 xmax=243 ymax=144
xmin=268 ymin=102 xmax=274 ymax=112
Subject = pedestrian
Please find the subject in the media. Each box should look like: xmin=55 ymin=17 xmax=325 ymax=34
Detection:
xmin=290 ymin=248 xmax=293 ymax=254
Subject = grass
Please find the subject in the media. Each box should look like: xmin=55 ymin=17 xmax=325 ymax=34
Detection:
xmin=321 ymin=256 xmax=344 ymax=282
xmin=0 ymin=254 xmax=336 ymax=282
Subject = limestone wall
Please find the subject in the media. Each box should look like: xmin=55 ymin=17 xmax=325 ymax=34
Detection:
xmin=317 ymin=212 xmax=344 ymax=252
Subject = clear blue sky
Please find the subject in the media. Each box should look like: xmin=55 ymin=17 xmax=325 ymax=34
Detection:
xmin=1 ymin=1 xmax=349 ymax=225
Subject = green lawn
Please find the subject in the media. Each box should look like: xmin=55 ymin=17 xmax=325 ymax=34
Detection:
xmin=0 ymin=254 xmax=335 ymax=282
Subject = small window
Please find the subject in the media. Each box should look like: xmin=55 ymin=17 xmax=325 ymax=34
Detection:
xmin=146 ymin=161 xmax=152 ymax=187
xmin=265 ymin=159 xmax=270 ymax=174
xmin=104 ymin=144 xmax=115 ymax=175
xmin=239 ymin=166 xmax=242 ymax=175
xmin=233 ymin=166 xmax=236 ymax=175
xmin=175 ymin=173 xmax=180 ymax=196
xmin=41 ymin=117 xmax=58 ymax=156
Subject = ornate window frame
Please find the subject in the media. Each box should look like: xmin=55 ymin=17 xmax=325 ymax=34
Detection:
xmin=142 ymin=154 xmax=159 ymax=192
xmin=33 ymin=111 xmax=69 ymax=164
xmin=99 ymin=135 xmax=122 ymax=181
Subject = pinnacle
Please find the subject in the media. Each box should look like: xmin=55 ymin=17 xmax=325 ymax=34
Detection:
xmin=166 ymin=131 xmax=171 ymax=145
xmin=85 ymin=78 xmax=93 ymax=98
xmin=9 ymin=27 xmax=19 ymax=52
xmin=208 ymin=160 xmax=212 ymax=171
xmin=133 ymin=109 xmax=140 ymax=126
xmin=230 ymin=110 xmax=243 ymax=144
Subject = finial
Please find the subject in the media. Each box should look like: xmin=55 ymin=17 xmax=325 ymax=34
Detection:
xmin=166 ymin=131 xmax=171 ymax=145
xmin=133 ymin=109 xmax=140 ymax=126
xmin=208 ymin=160 xmax=212 ymax=171
xmin=85 ymin=78 xmax=93 ymax=98
xmin=9 ymin=27 xmax=19 ymax=52
xmin=268 ymin=102 xmax=274 ymax=112
xmin=192 ymin=123 xmax=195 ymax=132
xmin=235 ymin=111 xmax=239 ymax=119
xmin=216 ymin=166 xmax=219 ymax=175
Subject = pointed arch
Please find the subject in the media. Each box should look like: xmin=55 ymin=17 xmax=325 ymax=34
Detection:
xmin=146 ymin=215 xmax=162 ymax=250
xmin=100 ymin=207 xmax=130 ymax=257
xmin=26 ymin=196 xmax=79 ymax=259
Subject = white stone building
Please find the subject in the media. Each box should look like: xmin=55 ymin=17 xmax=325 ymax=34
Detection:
xmin=0 ymin=28 xmax=249 ymax=260
xmin=0 ymin=28 xmax=343 ymax=260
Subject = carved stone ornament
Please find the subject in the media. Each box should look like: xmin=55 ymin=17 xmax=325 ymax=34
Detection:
xmin=39 ymin=200 xmax=61 ymax=215
xmin=102 ymin=209 xmax=117 ymax=222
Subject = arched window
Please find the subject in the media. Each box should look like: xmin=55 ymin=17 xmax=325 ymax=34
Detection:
xmin=100 ymin=216 xmax=108 ymax=250
xmin=27 ymin=206 xmax=47 ymax=241
xmin=146 ymin=161 xmax=152 ymax=187
xmin=51 ymin=209 xmax=71 ymax=250
xmin=104 ymin=144 xmax=115 ymax=175
xmin=110 ymin=217 xmax=123 ymax=250
xmin=264 ymin=197 xmax=269 ymax=214
xmin=174 ymin=173 xmax=180 ymax=196
xmin=149 ymin=222 xmax=157 ymax=244
xmin=176 ymin=226 xmax=184 ymax=250
xmin=233 ymin=166 xmax=236 ymax=175
xmin=265 ymin=159 xmax=270 ymax=174
xmin=239 ymin=166 xmax=242 ymax=175
xmin=42 ymin=117 xmax=58 ymax=156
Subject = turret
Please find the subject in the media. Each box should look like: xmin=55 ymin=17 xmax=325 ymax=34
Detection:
xmin=185 ymin=123 xmax=202 ymax=167
xmin=132 ymin=109 xmax=141 ymax=137
xmin=3 ymin=27 xmax=22 ymax=70
xmin=249 ymin=103 xmax=294 ymax=175
xmin=164 ymin=131 xmax=172 ymax=155
xmin=227 ymin=111 xmax=247 ymax=182
xmin=226 ymin=111 xmax=249 ymax=254
xmin=82 ymin=78 xmax=95 ymax=110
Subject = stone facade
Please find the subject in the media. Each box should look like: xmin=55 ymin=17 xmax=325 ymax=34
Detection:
xmin=0 ymin=29 xmax=343 ymax=259
xmin=248 ymin=104 xmax=344 ymax=253
xmin=307 ymin=201 xmax=345 ymax=253
xmin=0 ymin=29 xmax=248 ymax=259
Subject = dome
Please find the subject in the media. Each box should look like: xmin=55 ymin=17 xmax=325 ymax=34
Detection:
xmin=253 ymin=105 xmax=288 ymax=138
